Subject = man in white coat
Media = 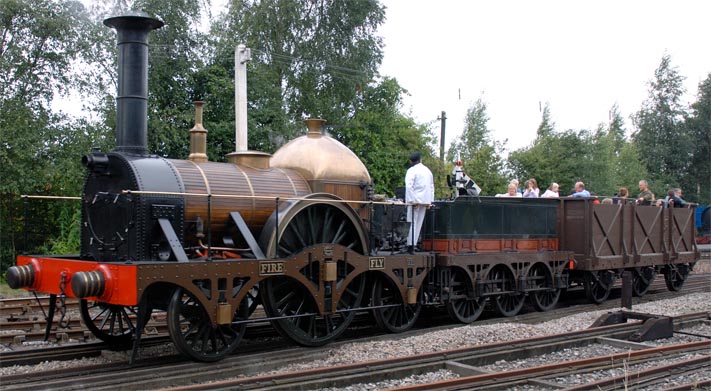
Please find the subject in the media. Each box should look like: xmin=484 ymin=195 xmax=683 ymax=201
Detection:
xmin=405 ymin=152 xmax=434 ymax=254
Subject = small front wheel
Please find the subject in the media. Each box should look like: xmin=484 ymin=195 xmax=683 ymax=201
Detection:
xmin=80 ymin=300 xmax=149 ymax=345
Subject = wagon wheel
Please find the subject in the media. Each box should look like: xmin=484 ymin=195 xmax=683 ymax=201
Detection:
xmin=80 ymin=300 xmax=150 ymax=345
xmin=445 ymin=268 xmax=485 ymax=323
xmin=167 ymin=287 xmax=248 ymax=362
xmin=584 ymin=271 xmax=613 ymax=304
xmin=260 ymin=195 xmax=368 ymax=346
xmin=664 ymin=264 xmax=689 ymax=292
xmin=527 ymin=263 xmax=561 ymax=312
xmin=632 ymin=267 xmax=656 ymax=296
xmin=371 ymin=275 xmax=421 ymax=332
xmin=488 ymin=265 xmax=525 ymax=317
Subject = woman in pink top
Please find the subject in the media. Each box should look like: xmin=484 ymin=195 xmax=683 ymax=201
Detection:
xmin=541 ymin=182 xmax=560 ymax=198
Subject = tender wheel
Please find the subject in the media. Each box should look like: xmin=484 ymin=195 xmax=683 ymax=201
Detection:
xmin=632 ymin=267 xmax=655 ymax=296
xmin=664 ymin=264 xmax=689 ymax=292
xmin=260 ymin=195 xmax=368 ymax=346
xmin=528 ymin=263 xmax=561 ymax=312
xmin=167 ymin=287 xmax=248 ymax=362
xmin=489 ymin=265 xmax=525 ymax=317
xmin=80 ymin=300 xmax=149 ymax=345
xmin=446 ymin=268 xmax=485 ymax=323
xmin=371 ymin=276 xmax=421 ymax=332
xmin=584 ymin=271 xmax=613 ymax=304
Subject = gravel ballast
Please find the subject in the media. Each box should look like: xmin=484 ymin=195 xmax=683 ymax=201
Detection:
xmin=2 ymin=291 xmax=709 ymax=390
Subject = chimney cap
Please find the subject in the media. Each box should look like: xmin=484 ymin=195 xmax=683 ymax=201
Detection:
xmin=104 ymin=11 xmax=164 ymax=30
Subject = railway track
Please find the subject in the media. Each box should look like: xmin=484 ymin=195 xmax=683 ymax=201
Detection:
xmin=391 ymin=341 xmax=710 ymax=391
xmin=1 ymin=274 xmax=708 ymax=369
xmin=3 ymin=311 xmax=708 ymax=391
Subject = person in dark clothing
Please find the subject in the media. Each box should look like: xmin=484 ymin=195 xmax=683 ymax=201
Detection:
xmin=665 ymin=188 xmax=686 ymax=208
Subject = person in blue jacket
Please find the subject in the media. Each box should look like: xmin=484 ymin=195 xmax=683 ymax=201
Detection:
xmin=571 ymin=181 xmax=590 ymax=197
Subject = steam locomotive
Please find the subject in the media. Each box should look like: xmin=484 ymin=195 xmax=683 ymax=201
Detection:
xmin=6 ymin=13 xmax=700 ymax=362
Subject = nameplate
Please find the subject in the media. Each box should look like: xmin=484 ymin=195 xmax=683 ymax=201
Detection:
xmin=259 ymin=261 xmax=285 ymax=275
xmin=369 ymin=257 xmax=385 ymax=270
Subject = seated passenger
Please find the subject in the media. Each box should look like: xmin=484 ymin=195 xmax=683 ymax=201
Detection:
xmin=523 ymin=178 xmax=540 ymax=198
xmin=614 ymin=187 xmax=629 ymax=204
xmin=496 ymin=183 xmax=522 ymax=197
xmin=541 ymin=182 xmax=559 ymax=198
xmin=510 ymin=179 xmax=523 ymax=195
xmin=571 ymin=181 xmax=590 ymax=197
xmin=665 ymin=188 xmax=686 ymax=208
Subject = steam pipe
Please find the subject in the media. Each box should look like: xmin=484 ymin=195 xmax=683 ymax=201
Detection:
xmin=104 ymin=13 xmax=164 ymax=155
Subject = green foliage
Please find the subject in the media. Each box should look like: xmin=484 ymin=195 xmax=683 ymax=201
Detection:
xmin=206 ymin=0 xmax=386 ymax=150
xmin=446 ymin=98 xmax=507 ymax=195
xmin=46 ymin=206 xmax=81 ymax=254
xmin=508 ymin=104 xmax=647 ymax=197
xmin=0 ymin=0 xmax=85 ymax=109
xmin=684 ymin=73 xmax=711 ymax=204
xmin=632 ymin=54 xmax=691 ymax=190
xmin=332 ymin=78 xmax=438 ymax=196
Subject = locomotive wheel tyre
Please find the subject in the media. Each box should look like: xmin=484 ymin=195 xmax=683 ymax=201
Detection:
xmin=489 ymin=266 xmax=525 ymax=317
xmin=527 ymin=263 xmax=561 ymax=312
xmin=445 ymin=268 xmax=485 ymax=323
xmin=260 ymin=195 xmax=368 ymax=346
xmin=371 ymin=276 xmax=422 ymax=332
xmin=80 ymin=300 xmax=150 ymax=345
xmin=584 ymin=271 xmax=612 ymax=304
xmin=664 ymin=264 xmax=688 ymax=292
xmin=632 ymin=267 xmax=655 ymax=297
xmin=167 ymin=287 xmax=248 ymax=362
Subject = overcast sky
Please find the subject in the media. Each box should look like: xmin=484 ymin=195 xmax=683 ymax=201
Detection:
xmin=377 ymin=0 xmax=711 ymax=154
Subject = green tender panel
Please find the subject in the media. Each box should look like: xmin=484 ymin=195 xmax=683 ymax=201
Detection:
xmin=424 ymin=196 xmax=559 ymax=239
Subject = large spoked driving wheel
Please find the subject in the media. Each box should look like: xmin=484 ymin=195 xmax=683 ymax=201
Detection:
xmin=488 ymin=265 xmax=525 ymax=317
xmin=371 ymin=276 xmax=421 ymax=332
xmin=260 ymin=195 xmax=368 ymax=346
xmin=167 ymin=287 xmax=248 ymax=362
xmin=263 ymin=274 xmax=365 ymax=346
xmin=527 ymin=263 xmax=561 ymax=312
xmin=446 ymin=268 xmax=485 ymax=323
xmin=664 ymin=264 xmax=689 ymax=292
xmin=80 ymin=300 xmax=149 ymax=345
xmin=632 ymin=267 xmax=656 ymax=296
xmin=584 ymin=271 xmax=613 ymax=304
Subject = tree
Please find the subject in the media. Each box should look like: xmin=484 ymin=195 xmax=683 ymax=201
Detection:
xmin=536 ymin=102 xmax=554 ymax=139
xmin=447 ymin=98 xmax=506 ymax=195
xmin=632 ymin=54 xmax=691 ymax=190
xmin=684 ymin=73 xmax=711 ymax=204
xmin=206 ymin=0 xmax=386 ymax=152
xmin=0 ymin=0 xmax=104 ymax=271
xmin=607 ymin=104 xmax=626 ymax=156
xmin=331 ymin=77 xmax=438 ymax=196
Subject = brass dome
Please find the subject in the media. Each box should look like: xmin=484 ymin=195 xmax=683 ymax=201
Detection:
xmin=271 ymin=119 xmax=371 ymax=183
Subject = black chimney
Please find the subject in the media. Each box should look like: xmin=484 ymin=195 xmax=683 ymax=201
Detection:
xmin=104 ymin=13 xmax=164 ymax=155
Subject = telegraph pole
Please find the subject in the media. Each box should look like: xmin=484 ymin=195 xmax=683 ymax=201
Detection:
xmin=438 ymin=111 xmax=446 ymax=161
